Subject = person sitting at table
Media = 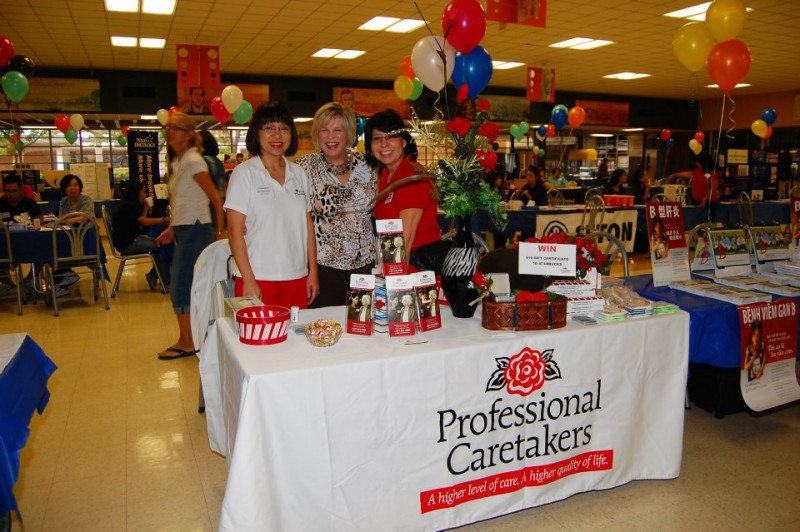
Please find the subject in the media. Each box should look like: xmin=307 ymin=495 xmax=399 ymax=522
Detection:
xmin=547 ymin=167 xmax=567 ymax=187
xmin=112 ymin=179 xmax=172 ymax=292
xmin=626 ymin=165 xmax=652 ymax=204
xmin=516 ymin=165 xmax=548 ymax=206
xmin=0 ymin=174 xmax=44 ymax=295
xmin=55 ymin=174 xmax=96 ymax=288
xmin=604 ymin=169 xmax=627 ymax=195
xmin=596 ymin=158 xmax=610 ymax=181
xmin=58 ymin=174 xmax=94 ymax=221
xmin=0 ymin=173 xmax=42 ymax=223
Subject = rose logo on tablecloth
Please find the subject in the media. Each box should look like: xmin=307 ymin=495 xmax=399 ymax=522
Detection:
xmin=486 ymin=346 xmax=561 ymax=396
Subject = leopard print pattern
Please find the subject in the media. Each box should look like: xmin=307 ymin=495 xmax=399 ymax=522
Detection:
xmin=297 ymin=151 xmax=377 ymax=270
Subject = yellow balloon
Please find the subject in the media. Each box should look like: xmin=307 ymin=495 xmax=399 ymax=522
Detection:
xmin=751 ymin=119 xmax=767 ymax=138
xmin=705 ymin=0 xmax=747 ymax=42
xmin=672 ymin=22 xmax=715 ymax=72
xmin=393 ymin=75 xmax=413 ymax=100
xmin=689 ymin=139 xmax=703 ymax=155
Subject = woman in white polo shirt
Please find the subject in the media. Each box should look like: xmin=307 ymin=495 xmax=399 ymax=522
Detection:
xmin=225 ymin=102 xmax=319 ymax=308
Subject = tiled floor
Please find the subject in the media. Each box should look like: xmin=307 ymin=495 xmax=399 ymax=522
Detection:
xmin=2 ymin=247 xmax=799 ymax=531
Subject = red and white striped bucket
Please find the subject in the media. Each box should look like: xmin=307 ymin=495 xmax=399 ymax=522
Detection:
xmin=236 ymin=305 xmax=290 ymax=345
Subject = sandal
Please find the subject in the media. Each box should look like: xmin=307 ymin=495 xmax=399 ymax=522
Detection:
xmin=158 ymin=347 xmax=199 ymax=360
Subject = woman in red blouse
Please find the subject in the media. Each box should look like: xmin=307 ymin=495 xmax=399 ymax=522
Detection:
xmin=365 ymin=110 xmax=440 ymax=266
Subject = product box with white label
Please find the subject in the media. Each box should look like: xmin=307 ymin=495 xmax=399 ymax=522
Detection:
xmin=412 ymin=270 xmax=441 ymax=332
xmin=385 ymin=274 xmax=416 ymax=337
xmin=346 ymin=273 xmax=375 ymax=335
xmin=376 ymin=219 xmax=407 ymax=276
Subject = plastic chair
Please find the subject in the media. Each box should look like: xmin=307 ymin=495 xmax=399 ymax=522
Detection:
xmin=547 ymin=188 xmax=567 ymax=206
xmin=101 ymin=204 xmax=167 ymax=297
xmin=586 ymin=230 xmax=630 ymax=278
xmin=42 ymin=212 xmax=110 ymax=316
xmin=737 ymin=191 xmax=754 ymax=227
xmin=0 ymin=223 xmax=24 ymax=315
xmin=579 ymin=195 xmax=606 ymax=235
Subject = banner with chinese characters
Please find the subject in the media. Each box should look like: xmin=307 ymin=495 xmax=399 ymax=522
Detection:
xmin=526 ymin=67 xmax=555 ymax=103
xmin=645 ymin=201 xmax=691 ymax=286
xmin=486 ymin=0 xmax=547 ymax=27
xmin=738 ymin=299 xmax=800 ymax=411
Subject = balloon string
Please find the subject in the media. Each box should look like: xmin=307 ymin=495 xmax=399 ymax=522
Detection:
xmin=688 ymin=72 xmax=701 ymax=121
xmin=413 ymin=1 xmax=451 ymax=121
xmin=556 ymin=127 xmax=572 ymax=169
xmin=725 ymin=94 xmax=736 ymax=140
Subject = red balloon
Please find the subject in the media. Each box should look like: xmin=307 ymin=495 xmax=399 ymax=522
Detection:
xmin=441 ymin=0 xmax=486 ymax=54
xmin=694 ymin=131 xmax=705 ymax=144
xmin=121 ymin=125 xmax=130 ymax=137
xmin=707 ymin=39 xmax=751 ymax=93
xmin=9 ymin=133 xmax=20 ymax=144
xmin=764 ymin=126 xmax=773 ymax=140
xmin=660 ymin=129 xmax=671 ymax=142
xmin=54 ymin=114 xmax=70 ymax=133
xmin=546 ymin=124 xmax=556 ymax=138
xmin=211 ymin=97 xmax=231 ymax=123
xmin=400 ymin=55 xmax=415 ymax=79
xmin=0 ymin=35 xmax=14 ymax=67
xmin=168 ymin=106 xmax=181 ymax=117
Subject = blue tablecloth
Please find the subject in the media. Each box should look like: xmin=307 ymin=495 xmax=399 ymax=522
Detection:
xmin=9 ymin=228 xmax=105 ymax=265
xmin=0 ymin=334 xmax=57 ymax=517
xmin=628 ymin=275 xmax=800 ymax=369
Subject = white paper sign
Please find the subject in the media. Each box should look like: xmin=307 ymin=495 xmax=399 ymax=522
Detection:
xmin=518 ymin=242 xmax=576 ymax=277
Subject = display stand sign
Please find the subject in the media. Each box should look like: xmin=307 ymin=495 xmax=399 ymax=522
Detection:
xmin=747 ymin=226 xmax=791 ymax=273
xmin=127 ymin=130 xmax=161 ymax=199
xmin=518 ymin=241 xmax=575 ymax=277
xmin=690 ymin=229 xmax=713 ymax=272
xmin=738 ymin=298 xmax=800 ymax=411
xmin=708 ymin=229 xmax=752 ymax=277
xmin=790 ymin=193 xmax=800 ymax=263
xmin=645 ymin=201 xmax=691 ymax=286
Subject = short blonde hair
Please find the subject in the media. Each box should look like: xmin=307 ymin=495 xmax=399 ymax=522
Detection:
xmin=311 ymin=102 xmax=356 ymax=150
xmin=168 ymin=112 xmax=204 ymax=153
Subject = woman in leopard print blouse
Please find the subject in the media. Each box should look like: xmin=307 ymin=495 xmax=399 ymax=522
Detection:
xmin=297 ymin=102 xmax=377 ymax=308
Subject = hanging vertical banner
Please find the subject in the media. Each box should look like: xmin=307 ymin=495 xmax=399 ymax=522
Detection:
xmin=199 ymin=45 xmax=221 ymax=86
xmin=526 ymin=67 xmax=555 ymax=103
xmin=487 ymin=0 xmax=547 ymax=28
xmin=176 ymin=44 xmax=200 ymax=88
xmin=738 ymin=299 xmax=800 ymax=412
xmin=127 ymin=130 xmax=161 ymax=198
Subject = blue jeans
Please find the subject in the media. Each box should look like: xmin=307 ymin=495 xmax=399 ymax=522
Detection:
xmin=122 ymin=235 xmax=171 ymax=285
xmin=171 ymin=222 xmax=214 ymax=314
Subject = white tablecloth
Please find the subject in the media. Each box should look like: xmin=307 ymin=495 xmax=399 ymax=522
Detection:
xmin=201 ymin=309 xmax=690 ymax=531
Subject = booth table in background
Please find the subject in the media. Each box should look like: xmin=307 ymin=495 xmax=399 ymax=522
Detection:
xmin=203 ymin=308 xmax=689 ymax=531
xmin=36 ymin=199 xmax=119 ymax=219
xmin=627 ymin=275 xmax=800 ymax=417
xmin=0 ymin=334 xmax=56 ymax=520
xmin=635 ymin=200 xmax=790 ymax=234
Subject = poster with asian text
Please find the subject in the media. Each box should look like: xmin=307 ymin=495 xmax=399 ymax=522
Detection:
xmin=645 ymin=201 xmax=690 ymax=286
xmin=791 ymin=193 xmax=800 ymax=262
xmin=738 ymin=299 xmax=800 ymax=411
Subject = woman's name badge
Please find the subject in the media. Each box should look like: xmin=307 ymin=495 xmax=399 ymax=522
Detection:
xmin=256 ymin=185 xmax=273 ymax=198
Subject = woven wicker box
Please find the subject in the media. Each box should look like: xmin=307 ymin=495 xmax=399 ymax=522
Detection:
xmin=482 ymin=296 xmax=568 ymax=331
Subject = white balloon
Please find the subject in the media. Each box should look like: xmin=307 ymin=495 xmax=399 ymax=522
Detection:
xmin=411 ymin=36 xmax=455 ymax=92
xmin=156 ymin=109 xmax=170 ymax=126
xmin=222 ymin=85 xmax=244 ymax=114
xmin=70 ymin=114 xmax=84 ymax=130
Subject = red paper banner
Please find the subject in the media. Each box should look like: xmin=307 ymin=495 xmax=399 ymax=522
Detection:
xmin=526 ymin=67 xmax=555 ymax=103
xmin=487 ymin=0 xmax=547 ymax=27
xmin=199 ymin=45 xmax=221 ymax=86
xmin=176 ymin=44 xmax=200 ymax=88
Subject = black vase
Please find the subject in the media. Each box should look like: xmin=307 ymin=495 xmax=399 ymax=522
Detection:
xmin=441 ymin=214 xmax=480 ymax=318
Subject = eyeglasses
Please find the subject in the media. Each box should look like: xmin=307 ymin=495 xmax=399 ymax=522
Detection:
xmin=165 ymin=124 xmax=189 ymax=132
xmin=261 ymin=124 xmax=291 ymax=135
xmin=370 ymin=134 xmax=399 ymax=144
